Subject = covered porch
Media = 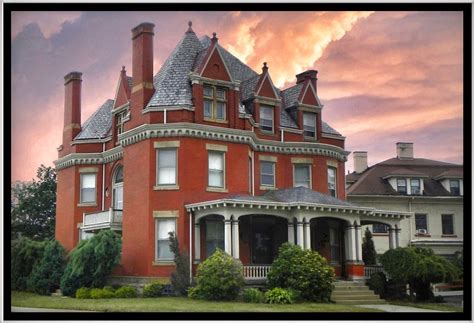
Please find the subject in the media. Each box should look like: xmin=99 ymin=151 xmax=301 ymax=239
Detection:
xmin=186 ymin=187 xmax=411 ymax=282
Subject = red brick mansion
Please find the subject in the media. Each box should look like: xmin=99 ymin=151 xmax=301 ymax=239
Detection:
xmin=55 ymin=21 xmax=411 ymax=282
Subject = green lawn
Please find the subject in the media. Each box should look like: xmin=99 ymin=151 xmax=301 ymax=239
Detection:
xmin=389 ymin=300 xmax=463 ymax=312
xmin=12 ymin=292 xmax=381 ymax=312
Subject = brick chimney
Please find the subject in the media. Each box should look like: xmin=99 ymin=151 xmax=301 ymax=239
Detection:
xmin=396 ymin=142 xmax=414 ymax=159
xmin=296 ymin=70 xmax=318 ymax=91
xmin=353 ymin=151 xmax=368 ymax=173
xmin=63 ymin=71 xmax=82 ymax=144
xmin=130 ymin=22 xmax=155 ymax=125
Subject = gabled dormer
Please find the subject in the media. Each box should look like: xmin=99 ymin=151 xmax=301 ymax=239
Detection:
xmin=196 ymin=33 xmax=233 ymax=82
xmin=434 ymin=170 xmax=464 ymax=196
xmin=112 ymin=66 xmax=131 ymax=145
xmin=382 ymin=170 xmax=428 ymax=195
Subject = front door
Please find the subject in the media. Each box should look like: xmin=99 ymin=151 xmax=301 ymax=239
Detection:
xmin=251 ymin=218 xmax=273 ymax=264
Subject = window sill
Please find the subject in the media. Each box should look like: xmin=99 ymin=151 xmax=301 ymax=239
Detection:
xmin=441 ymin=234 xmax=457 ymax=238
xmin=206 ymin=187 xmax=228 ymax=193
xmin=415 ymin=234 xmax=431 ymax=237
xmin=77 ymin=203 xmax=98 ymax=207
xmin=303 ymin=136 xmax=318 ymax=142
xmin=153 ymin=185 xmax=180 ymax=191
xmin=260 ymin=185 xmax=277 ymax=191
xmin=203 ymin=117 xmax=229 ymax=124
xmin=152 ymin=261 xmax=175 ymax=266
xmin=372 ymin=233 xmax=389 ymax=236
xmin=259 ymin=130 xmax=276 ymax=136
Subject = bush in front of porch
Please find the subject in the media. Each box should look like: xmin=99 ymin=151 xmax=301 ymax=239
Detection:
xmin=267 ymin=243 xmax=335 ymax=302
xmin=188 ymin=249 xmax=244 ymax=301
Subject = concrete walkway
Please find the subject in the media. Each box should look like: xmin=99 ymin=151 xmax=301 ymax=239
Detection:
xmin=12 ymin=306 xmax=94 ymax=312
xmin=356 ymin=304 xmax=444 ymax=312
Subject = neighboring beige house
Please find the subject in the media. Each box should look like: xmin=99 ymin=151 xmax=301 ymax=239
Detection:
xmin=346 ymin=143 xmax=463 ymax=258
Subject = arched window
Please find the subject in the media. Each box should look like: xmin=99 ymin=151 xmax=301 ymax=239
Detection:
xmin=113 ymin=166 xmax=124 ymax=210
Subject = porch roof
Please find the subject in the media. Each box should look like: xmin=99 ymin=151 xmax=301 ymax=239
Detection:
xmin=185 ymin=187 xmax=412 ymax=219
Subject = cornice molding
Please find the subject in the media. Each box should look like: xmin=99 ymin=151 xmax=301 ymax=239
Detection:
xmin=118 ymin=123 xmax=349 ymax=161
xmin=54 ymin=146 xmax=123 ymax=170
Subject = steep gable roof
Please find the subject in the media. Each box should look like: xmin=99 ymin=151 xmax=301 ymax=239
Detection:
xmin=74 ymin=99 xmax=114 ymax=140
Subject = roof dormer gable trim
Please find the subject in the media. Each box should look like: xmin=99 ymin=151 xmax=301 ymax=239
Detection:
xmin=198 ymin=41 xmax=234 ymax=83
xmin=298 ymin=80 xmax=323 ymax=107
xmin=255 ymin=72 xmax=280 ymax=100
xmin=189 ymin=72 xmax=240 ymax=90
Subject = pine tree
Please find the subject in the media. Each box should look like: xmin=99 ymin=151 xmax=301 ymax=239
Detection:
xmin=168 ymin=231 xmax=190 ymax=296
xmin=362 ymin=227 xmax=377 ymax=265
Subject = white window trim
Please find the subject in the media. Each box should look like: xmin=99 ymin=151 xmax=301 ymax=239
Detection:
xmin=293 ymin=164 xmax=312 ymax=189
xmin=303 ymin=112 xmax=317 ymax=140
xmin=328 ymin=166 xmax=337 ymax=198
xmin=414 ymin=213 xmax=429 ymax=235
xmin=154 ymin=213 xmax=178 ymax=264
xmin=260 ymin=160 xmax=276 ymax=189
xmin=155 ymin=147 xmax=179 ymax=190
xmin=259 ymin=105 xmax=274 ymax=134
xmin=207 ymin=150 xmax=227 ymax=192
xmin=78 ymin=173 xmax=97 ymax=206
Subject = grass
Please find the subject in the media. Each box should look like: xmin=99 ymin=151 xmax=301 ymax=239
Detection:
xmin=389 ymin=300 xmax=463 ymax=312
xmin=11 ymin=292 xmax=382 ymax=312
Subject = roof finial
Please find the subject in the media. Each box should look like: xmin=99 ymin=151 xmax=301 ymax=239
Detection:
xmin=186 ymin=20 xmax=194 ymax=33
xmin=211 ymin=32 xmax=218 ymax=43
xmin=262 ymin=62 xmax=268 ymax=73
xmin=121 ymin=65 xmax=126 ymax=75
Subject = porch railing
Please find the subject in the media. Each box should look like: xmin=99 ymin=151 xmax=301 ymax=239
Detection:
xmin=83 ymin=208 xmax=123 ymax=229
xmin=243 ymin=265 xmax=272 ymax=280
xmin=364 ymin=265 xmax=389 ymax=279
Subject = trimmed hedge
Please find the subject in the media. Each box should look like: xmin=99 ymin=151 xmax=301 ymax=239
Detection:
xmin=143 ymin=282 xmax=165 ymax=298
xmin=90 ymin=287 xmax=115 ymax=299
xmin=75 ymin=287 xmax=91 ymax=299
xmin=114 ymin=286 xmax=137 ymax=298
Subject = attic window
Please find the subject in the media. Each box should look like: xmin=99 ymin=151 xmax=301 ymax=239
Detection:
xmin=396 ymin=178 xmax=407 ymax=194
xmin=303 ymin=113 xmax=317 ymax=138
xmin=410 ymin=179 xmax=421 ymax=195
xmin=260 ymin=105 xmax=274 ymax=133
xmin=203 ymin=85 xmax=226 ymax=121
xmin=449 ymin=180 xmax=460 ymax=196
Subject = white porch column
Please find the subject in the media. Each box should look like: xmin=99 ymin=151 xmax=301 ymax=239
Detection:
xmin=344 ymin=225 xmax=354 ymax=261
xmin=194 ymin=222 xmax=201 ymax=262
xmin=395 ymin=228 xmax=401 ymax=248
xmin=287 ymin=221 xmax=295 ymax=244
xmin=389 ymin=228 xmax=396 ymax=249
xmin=350 ymin=225 xmax=357 ymax=261
xmin=355 ymin=223 xmax=362 ymax=262
xmin=224 ymin=219 xmax=232 ymax=254
xmin=304 ymin=221 xmax=311 ymax=250
xmin=297 ymin=221 xmax=305 ymax=248
xmin=231 ymin=218 xmax=240 ymax=259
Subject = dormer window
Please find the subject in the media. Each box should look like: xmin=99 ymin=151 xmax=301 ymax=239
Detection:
xmin=449 ymin=180 xmax=460 ymax=196
xmin=260 ymin=105 xmax=274 ymax=133
xmin=410 ymin=179 xmax=421 ymax=195
xmin=303 ymin=112 xmax=317 ymax=138
xmin=396 ymin=178 xmax=407 ymax=194
xmin=203 ymin=85 xmax=226 ymax=121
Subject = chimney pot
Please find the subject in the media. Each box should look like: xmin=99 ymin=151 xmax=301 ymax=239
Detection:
xmin=396 ymin=142 xmax=414 ymax=159
xmin=353 ymin=151 xmax=368 ymax=174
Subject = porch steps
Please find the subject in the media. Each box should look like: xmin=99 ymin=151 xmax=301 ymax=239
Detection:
xmin=331 ymin=281 xmax=385 ymax=305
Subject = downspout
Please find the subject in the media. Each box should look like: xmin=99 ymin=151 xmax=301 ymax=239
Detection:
xmin=408 ymin=197 xmax=414 ymax=244
xmin=101 ymin=142 xmax=106 ymax=211
xmin=251 ymin=151 xmax=255 ymax=196
xmin=280 ymin=129 xmax=284 ymax=143
xmin=189 ymin=211 xmax=193 ymax=284
xmin=164 ymin=109 xmax=167 ymax=124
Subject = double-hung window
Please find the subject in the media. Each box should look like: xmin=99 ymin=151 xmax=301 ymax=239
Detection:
xmin=303 ymin=113 xmax=317 ymax=138
xmin=80 ymin=173 xmax=96 ymax=204
xmin=294 ymin=164 xmax=311 ymax=188
xmin=155 ymin=218 xmax=176 ymax=261
xmin=205 ymin=219 xmax=224 ymax=258
xmin=260 ymin=105 xmax=274 ymax=133
xmin=204 ymin=85 xmax=227 ymax=121
xmin=415 ymin=214 xmax=428 ymax=234
xmin=441 ymin=214 xmax=454 ymax=235
xmin=328 ymin=167 xmax=337 ymax=197
xmin=410 ymin=179 xmax=421 ymax=195
xmin=260 ymin=161 xmax=275 ymax=187
xmin=157 ymin=148 xmax=177 ymax=186
xmin=449 ymin=180 xmax=460 ymax=196
xmin=208 ymin=151 xmax=225 ymax=188
xmin=397 ymin=178 xmax=407 ymax=194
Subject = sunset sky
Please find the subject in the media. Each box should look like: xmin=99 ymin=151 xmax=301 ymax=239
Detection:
xmin=10 ymin=11 xmax=464 ymax=182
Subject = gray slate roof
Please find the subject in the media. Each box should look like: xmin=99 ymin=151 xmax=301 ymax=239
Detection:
xmin=322 ymin=122 xmax=341 ymax=135
xmin=228 ymin=187 xmax=355 ymax=207
xmin=74 ymin=99 xmax=114 ymax=140
xmin=126 ymin=76 xmax=133 ymax=90
xmin=347 ymin=157 xmax=463 ymax=196
xmin=240 ymin=75 xmax=260 ymax=101
xmin=281 ymin=83 xmax=303 ymax=109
